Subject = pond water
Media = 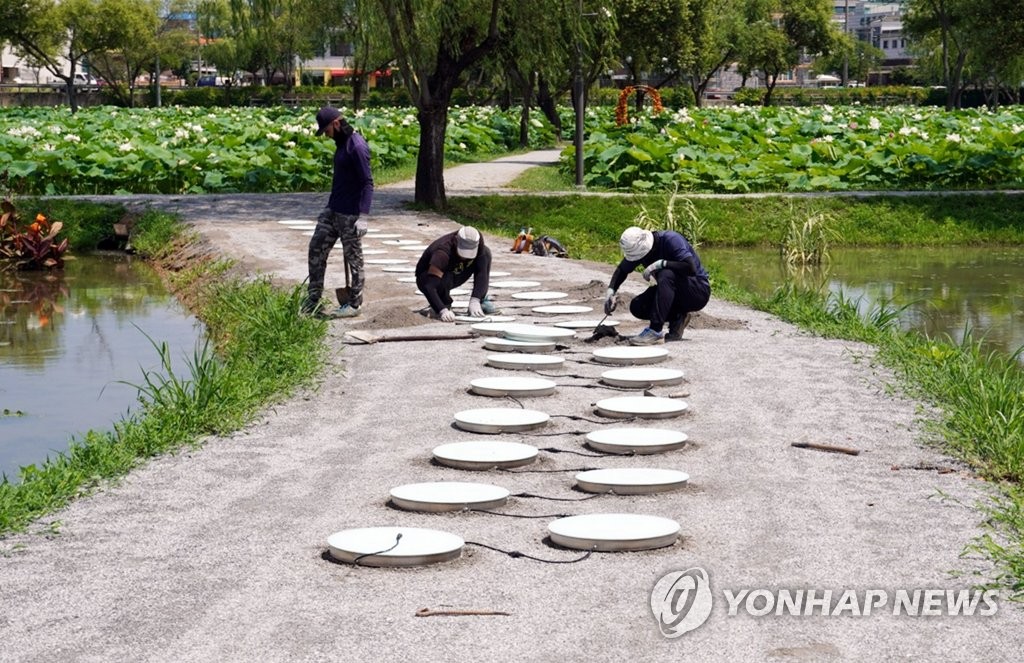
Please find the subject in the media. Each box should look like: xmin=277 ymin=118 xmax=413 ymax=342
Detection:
xmin=0 ymin=254 xmax=204 ymax=481
xmin=704 ymin=246 xmax=1024 ymax=359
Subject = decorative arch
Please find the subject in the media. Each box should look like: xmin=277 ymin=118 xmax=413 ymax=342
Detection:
xmin=615 ymin=85 xmax=665 ymax=126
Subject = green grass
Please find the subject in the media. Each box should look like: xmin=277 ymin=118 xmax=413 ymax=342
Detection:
xmin=0 ymin=210 xmax=328 ymax=535
xmin=449 ymin=190 xmax=1024 ymax=599
xmin=507 ymin=162 xmax=575 ymax=192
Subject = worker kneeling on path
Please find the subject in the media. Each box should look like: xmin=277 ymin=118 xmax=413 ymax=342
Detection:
xmin=605 ymin=226 xmax=711 ymax=345
xmin=416 ymin=226 xmax=498 ymax=322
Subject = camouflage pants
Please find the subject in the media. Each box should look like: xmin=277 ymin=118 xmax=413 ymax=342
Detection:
xmin=305 ymin=208 xmax=366 ymax=311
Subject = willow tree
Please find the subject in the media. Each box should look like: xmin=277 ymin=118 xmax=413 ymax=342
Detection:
xmin=367 ymin=0 xmax=550 ymax=209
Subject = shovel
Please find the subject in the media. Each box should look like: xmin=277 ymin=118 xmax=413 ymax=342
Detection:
xmin=344 ymin=330 xmax=475 ymax=345
xmin=335 ymin=252 xmax=353 ymax=306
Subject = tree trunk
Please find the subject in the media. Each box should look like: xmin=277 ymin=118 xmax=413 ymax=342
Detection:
xmin=416 ymin=103 xmax=449 ymax=209
xmin=536 ymin=75 xmax=561 ymax=138
xmin=352 ymin=74 xmax=365 ymax=110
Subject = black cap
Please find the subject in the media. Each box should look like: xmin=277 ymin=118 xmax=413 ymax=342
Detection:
xmin=315 ymin=107 xmax=341 ymax=135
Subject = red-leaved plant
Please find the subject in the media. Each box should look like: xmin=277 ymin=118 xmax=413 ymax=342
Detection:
xmin=0 ymin=198 xmax=69 ymax=270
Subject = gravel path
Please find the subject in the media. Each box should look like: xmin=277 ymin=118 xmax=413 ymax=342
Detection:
xmin=1 ymin=149 xmax=1020 ymax=662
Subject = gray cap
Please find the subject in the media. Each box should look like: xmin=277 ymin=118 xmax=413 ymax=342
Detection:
xmin=456 ymin=226 xmax=480 ymax=259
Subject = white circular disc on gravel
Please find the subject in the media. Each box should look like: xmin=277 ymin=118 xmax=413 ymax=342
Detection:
xmin=389 ymin=481 xmax=510 ymax=512
xmin=382 ymin=266 xmax=416 ymax=273
xmin=361 ymin=249 xmax=388 ymax=255
xmin=486 ymin=353 xmax=565 ymax=370
xmin=595 ymin=396 xmax=688 ymax=419
xmin=454 ymin=407 xmax=550 ymax=433
xmin=483 ymin=337 xmax=557 ymax=353
xmin=531 ymin=304 xmax=593 ymax=315
xmin=397 ymin=276 xmax=418 ymax=283
xmin=381 ymin=239 xmax=422 ymax=245
xmin=365 ymin=228 xmax=382 ymax=233
xmin=432 ymin=440 xmax=539 ymax=470
xmin=278 ymin=219 xmax=315 ymax=226
xmin=365 ymin=258 xmax=410 ymax=265
xmin=600 ymin=367 xmax=684 ymax=388
xmin=552 ymin=319 xmax=621 ymax=330
xmin=371 ymin=233 xmax=404 ymax=239
xmin=575 ymin=468 xmax=689 ymax=495
xmin=490 ymin=280 xmax=542 ymax=289
xmin=548 ymin=514 xmax=680 ymax=551
xmin=326 ymin=526 xmax=464 ymax=567
xmin=455 ymin=314 xmax=516 ymax=324
xmin=585 ymin=428 xmax=689 ymax=455
xmin=399 ymin=244 xmax=427 ymax=251
xmin=489 ymin=271 xmax=511 ymax=277
xmin=470 ymin=322 xmax=517 ymax=337
xmin=501 ymin=324 xmax=576 ymax=343
xmin=511 ymin=291 xmax=569 ymax=300
xmin=470 ymin=376 xmax=556 ymax=397
xmin=592 ymin=346 xmax=669 ymax=365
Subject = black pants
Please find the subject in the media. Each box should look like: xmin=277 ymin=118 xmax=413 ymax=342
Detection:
xmin=416 ymin=266 xmax=474 ymax=311
xmin=628 ymin=270 xmax=710 ymax=331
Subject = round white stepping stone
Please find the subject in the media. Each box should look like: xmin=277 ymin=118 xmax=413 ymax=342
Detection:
xmin=455 ymin=314 xmax=516 ymax=324
xmin=531 ymin=304 xmax=593 ymax=315
xmin=432 ymin=440 xmax=539 ymax=470
xmin=471 ymin=322 xmax=516 ymax=337
xmin=361 ymin=248 xmax=388 ymax=255
xmin=454 ymin=407 xmax=550 ymax=433
xmin=470 ymin=376 xmax=556 ymax=397
xmin=366 ymin=258 xmax=410 ymax=265
xmin=585 ymin=428 xmax=689 ymax=455
xmin=595 ymin=396 xmax=688 ymax=419
xmin=483 ymin=337 xmax=557 ymax=353
xmin=397 ymin=276 xmax=418 ymax=283
xmin=575 ymin=468 xmax=689 ymax=495
xmin=382 ymin=266 xmax=416 ymax=273
xmin=365 ymin=228 xmax=382 ymax=233
xmin=278 ymin=219 xmax=315 ymax=226
xmin=592 ymin=346 xmax=669 ymax=365
xmin=490 ymin=280 xmax=541 ymax=289
xmin=326 ymin=526 xmax=464 ymax=567
xmin=552 ymin=319 xmax=620 ymax=330
xmin=511 ymin=291 xmax=569 ymax=300
xmin=600 ymin=367 xmax=684 ymax=388
xmin=486 ymin=354 xmax=565 ymax=370
xmin=371 ymin=233 xmax=404 ymax=239
xmin=382 ymin=239 xmax=422 ymax=245
xmin=501 ymin=324 xmax=576 ymax=342
xmin=389 ymin=481 xmax=510 ymax=512
xmin=489 ymin=271 xmax=511 ymax=277
xmin=548 ymin=513 xmax=680 ymax=552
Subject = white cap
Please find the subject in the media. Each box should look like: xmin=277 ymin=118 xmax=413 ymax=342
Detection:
xmin=620 ymin=227 xmax=653 ymax=261
xmin=456 ymin=226 xmax=480 ymax=259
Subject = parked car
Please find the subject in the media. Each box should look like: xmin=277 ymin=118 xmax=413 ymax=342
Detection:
xmin=72 ymin=72 xmax=98 ymax=86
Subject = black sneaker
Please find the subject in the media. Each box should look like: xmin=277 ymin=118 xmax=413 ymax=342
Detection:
xmin=665 ymin=313 xmax=691 ymax=341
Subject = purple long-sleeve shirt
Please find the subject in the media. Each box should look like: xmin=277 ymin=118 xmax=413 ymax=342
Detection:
xmin=328 ymin=132 xmax=373 ymax=215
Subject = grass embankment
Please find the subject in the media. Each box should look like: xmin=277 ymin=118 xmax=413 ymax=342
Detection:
xmin=447 ymin=190 xmax=1024 ymax=597
xmin=0 ymin=200 xmax=328 ymax=536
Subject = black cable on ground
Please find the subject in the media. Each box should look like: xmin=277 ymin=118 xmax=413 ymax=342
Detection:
xmin=550 ymin=413 xmax=637 ymax=425
xmin=513 ymin=491 xmax=605 ymax=501
xmin=468 ymin=508 xmax=571 ymax=519
xmin=352 ymin=532 xmax=402 ymax=566
xmin=498 ymin=466 xmax=600 ymax=474
xmin=539 ymin=446 xmax=607 ymax=457
xmin=465 ymin=541 xmax=594 ymax=564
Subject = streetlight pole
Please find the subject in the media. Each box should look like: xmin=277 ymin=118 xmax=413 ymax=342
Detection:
xmin=574 ymin=0 xmax=585 ymax=188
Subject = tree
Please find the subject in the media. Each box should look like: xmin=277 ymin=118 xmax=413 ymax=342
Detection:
xmin=230 ymin=0 xmax=322 ymax=88
xmin=616 ymin=0 xmax=692 ymax=98
xmin=904 ymin=0 xmax=974 ymax=109
xmin=0 ymin=0 xmax=138 ymax=111
xmin=682 ymin=0 xmax=746 ymax=106
xmin=366 ymin=0 xmax=553 ymax=209
xmin=813 ymin=34 xmax=882 ymax=85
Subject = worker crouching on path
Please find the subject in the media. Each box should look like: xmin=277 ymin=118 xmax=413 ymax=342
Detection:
xmin=415 ymin=226 xmax=498 ymax=322
xmin=604 ymin=226 xmax=711 ymax=345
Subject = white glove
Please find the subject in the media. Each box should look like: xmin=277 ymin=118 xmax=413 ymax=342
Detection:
xmin=355 ymin=218 xmax=368 ymax=236
xmin=468 ymin=297 xmax=485 ymax=317
xmin=439 ymin=308 xmax=456 ymax=322
xmin=643 ymin=259 xmax=666 ymax=282
xmin=603 ymin=287 xmax=618 ymax=315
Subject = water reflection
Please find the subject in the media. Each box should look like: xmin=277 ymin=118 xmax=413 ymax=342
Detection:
xmin=706 ymin=246 xmax=1024 ymax=359
xmin=0 ymin=255 xmax=203 ymax=481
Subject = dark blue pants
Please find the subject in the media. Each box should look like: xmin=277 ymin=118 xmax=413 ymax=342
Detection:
xmin=628 ymin=270 xmax=710 ymax=331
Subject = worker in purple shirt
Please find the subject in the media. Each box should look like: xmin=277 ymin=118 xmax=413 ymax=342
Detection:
xmin=604 ymin=226 xmax=711 ymax=345
xmin=302 ymin=107 xmax=374 ymax=319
